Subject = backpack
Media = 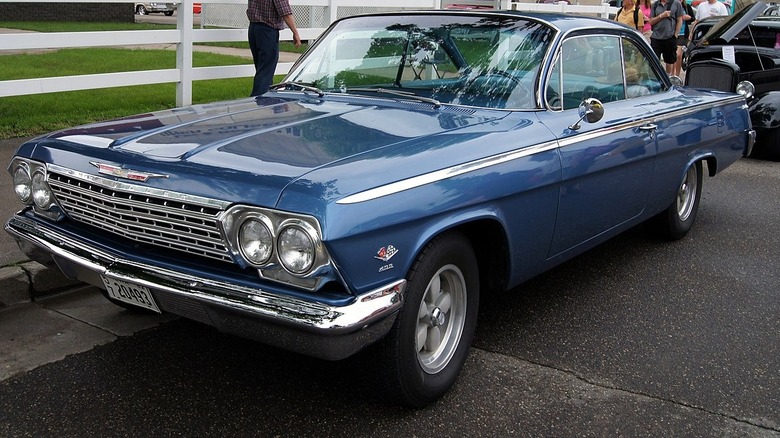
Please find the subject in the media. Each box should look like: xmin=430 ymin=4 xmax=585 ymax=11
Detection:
xmin=633 ymin=4 xmax=641 ymax=29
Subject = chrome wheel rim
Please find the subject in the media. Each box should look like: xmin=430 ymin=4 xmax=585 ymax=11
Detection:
xmin=676 ymin=166 xmax=698 ymax=221
xmin=416 ymin=264 xmax=467 ymax=374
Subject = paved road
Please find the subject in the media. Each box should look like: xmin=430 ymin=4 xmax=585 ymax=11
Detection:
xmin=1 ymin=147 xmax=778 ymax=435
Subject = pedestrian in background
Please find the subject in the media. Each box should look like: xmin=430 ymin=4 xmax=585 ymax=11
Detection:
xmin=649 ymin=0 xmax=684 ymax=74
xmin=616 ymin=0 xmax=645 ymax=32
xmin=696 ymin=0 xmax=729 ymax=21
xmin=639 ymin=0 xmax=654 ymax=41
xmin=247 ymin=0 xmax=302 ymax=97
xmin=671 ymin=0 xmax=695 ymax=77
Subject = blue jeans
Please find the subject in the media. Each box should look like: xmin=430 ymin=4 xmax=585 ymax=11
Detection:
xmin=248 ymin=22 xmax=280 ymax=96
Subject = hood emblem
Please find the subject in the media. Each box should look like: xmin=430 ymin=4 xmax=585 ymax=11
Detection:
xmin=90 ymin=162 xmax=169 ymax=182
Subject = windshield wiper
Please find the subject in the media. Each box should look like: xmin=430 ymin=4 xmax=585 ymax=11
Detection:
xmin=346 ymin=87 xmax=441 ymax=108
xmin=270 ymin=82 xmax=325 ymax=97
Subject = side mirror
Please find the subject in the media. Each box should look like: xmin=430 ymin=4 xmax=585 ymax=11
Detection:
xmin=569 ymin=98 xmax=604 ymax=130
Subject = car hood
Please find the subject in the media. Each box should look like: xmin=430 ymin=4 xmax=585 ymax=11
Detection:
xmin=695 ymin=0 xmax=766 ymax=49
xmin=31 ymin=94 xmax=509 ymax=208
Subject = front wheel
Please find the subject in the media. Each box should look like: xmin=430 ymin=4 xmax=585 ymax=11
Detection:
xmin=376 ymin=232 xmax=479 ymax=407
xmin=135 ymin=5 xmax=147 ymax=15
xmin=650 ymin=160 xmax=702 ymax=240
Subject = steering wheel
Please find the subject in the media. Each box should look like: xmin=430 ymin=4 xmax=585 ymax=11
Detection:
xmin=466 ymin=69 xmax=521 ymax=86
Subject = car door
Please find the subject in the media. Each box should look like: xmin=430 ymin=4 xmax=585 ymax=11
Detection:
xmin=536 ymin=34 xmax=666 ymax=257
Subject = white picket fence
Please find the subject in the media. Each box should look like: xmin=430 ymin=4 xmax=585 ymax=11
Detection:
xmin=0 ymin=0 xmax=616 ymax=106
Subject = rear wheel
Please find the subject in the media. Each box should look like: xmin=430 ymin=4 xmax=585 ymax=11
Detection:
xmin=136 ymin=5 xmax=147 ymax=14
xmin=650 ymin=161 xmax=702 ymax=240
xmin=376 ymin=232 xmax=479 ymax=407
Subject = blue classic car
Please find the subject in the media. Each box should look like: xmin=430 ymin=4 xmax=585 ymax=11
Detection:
xmin=6 ymin=10 xmax=754 ymax=406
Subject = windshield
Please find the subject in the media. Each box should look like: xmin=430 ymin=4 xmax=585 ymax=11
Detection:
xmin=283 ymin=14 xmax=555 ymax=110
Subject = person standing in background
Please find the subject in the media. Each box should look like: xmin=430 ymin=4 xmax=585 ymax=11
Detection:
xmin=696 ymin=0 xmax=729 ymax=21
xmin=671 ymin=0 xmax=695 ymax=77
xmin=616 ymin=0 xmax=645 ymax=32
xmin=247 ymin=0 xmax=302 ymax=97
xmin=639 ymin=0 xmax=654 ymax=41
xmin=649 ymin=0 xmax=684 ymax=74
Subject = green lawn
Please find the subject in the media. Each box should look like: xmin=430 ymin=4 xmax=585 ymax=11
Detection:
xmin=0 ymin=20 xmax=307 ymax=139
xmin=0 ymin=47 xmax=266 ymax=138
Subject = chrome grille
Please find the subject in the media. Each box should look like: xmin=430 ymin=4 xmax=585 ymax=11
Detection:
xmin=47 ymin=169 xmax=232 ymax=263
xmin=685 ymin=62 xmax=737 ymax=92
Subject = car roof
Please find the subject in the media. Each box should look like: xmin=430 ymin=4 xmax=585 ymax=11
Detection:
xmin=347 ymin=10 xmax=630 ymax=35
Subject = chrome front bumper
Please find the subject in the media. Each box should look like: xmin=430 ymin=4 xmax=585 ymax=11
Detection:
xmin=5 ymin=214 xmax=404 ymax=360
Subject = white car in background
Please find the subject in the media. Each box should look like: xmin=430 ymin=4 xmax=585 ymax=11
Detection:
xmin=134 ymin=2 xmax=177 ymax=15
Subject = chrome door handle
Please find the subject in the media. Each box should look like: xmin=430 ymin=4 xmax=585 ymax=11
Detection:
xmin=639 ymin=124 xmax=658 ymax=131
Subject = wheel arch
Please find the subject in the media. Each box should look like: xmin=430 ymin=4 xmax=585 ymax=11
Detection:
xmin=417 ymin=217 xmax=511 ymax=296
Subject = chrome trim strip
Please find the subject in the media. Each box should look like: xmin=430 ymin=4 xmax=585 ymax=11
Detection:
xmin=47 ymin=163 xmax=230 ymax=210
xmin=337 ymin=140 xmax=560 ymax=204
xmin=337 ymin=96 xmax=747 ymax=205
xmin=5 ymin=214 xmax=404 ymax=333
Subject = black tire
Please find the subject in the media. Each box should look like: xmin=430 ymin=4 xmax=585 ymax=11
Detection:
xmin=376 ymin=231 xmax=479 ymax=407
xmin=650 ymin=160 xmax=702 ymax=240
xmin=136 ymin=5 xmax=147 ymax=15
xmin=164 ymin=11 xmax=174 ymax=16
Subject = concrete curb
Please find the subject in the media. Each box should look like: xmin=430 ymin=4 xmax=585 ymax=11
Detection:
xmin=0 ymin=261 xmax=83 ymax=308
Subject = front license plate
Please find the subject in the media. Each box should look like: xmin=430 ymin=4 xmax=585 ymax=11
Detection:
xmin=101 ymin=276 xmax=161 ymax=313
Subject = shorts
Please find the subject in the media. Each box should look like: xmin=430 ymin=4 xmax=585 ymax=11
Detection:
xmin=676 ymin=36 xmax=688 ymax=47
xmin=651 ymin=36 xmax=677 ymax=64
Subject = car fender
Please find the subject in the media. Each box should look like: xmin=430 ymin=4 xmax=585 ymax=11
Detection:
xmin=748 ymin=90 xmax=780 ymax=131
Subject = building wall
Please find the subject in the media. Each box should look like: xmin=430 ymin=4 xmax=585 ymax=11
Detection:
xmin=0 ymin=2 xmax=135 ymax=22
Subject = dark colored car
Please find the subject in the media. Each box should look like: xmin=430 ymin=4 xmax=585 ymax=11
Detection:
xmin=685 ymin=1 xmax=780 ymax=159
xmin=6 ymin=10 xmax=754 ymax=407
xmin=763 ymin=3 xmax=780 ymax=15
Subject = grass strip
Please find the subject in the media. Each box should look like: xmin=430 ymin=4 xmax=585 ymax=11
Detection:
xmin=0 ymin=47 xmax=279 ymax=138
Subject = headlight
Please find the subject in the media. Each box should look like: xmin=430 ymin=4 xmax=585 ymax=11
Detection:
xmin=278 ymin=223 xmax=316 ymax=274
xmin=31 ymin=169 xmax=53 ymax=209
xmin=238 ymin=217 xmax=273 ymax=265
xmin=736 ymin=81 xmax=755 ymax=100
xmin=13 ymin=163 xmax=32 ymax=203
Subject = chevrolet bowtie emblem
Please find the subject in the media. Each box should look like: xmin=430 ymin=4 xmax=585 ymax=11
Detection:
xmin=90 ymin=162 xmax=169 ymax=182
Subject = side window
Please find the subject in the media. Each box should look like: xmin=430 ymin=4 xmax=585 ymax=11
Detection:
xmin=547 ymin=35 xmax=623 ymax=110
xmin=622 ymin=38 xmax=663 ymax=97
xmin=547 ymin=35 xmax=664 ymax=110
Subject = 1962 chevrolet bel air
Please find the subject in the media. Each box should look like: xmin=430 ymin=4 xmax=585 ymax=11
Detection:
xmin=6 ymin=10 xmax=754 ymax=406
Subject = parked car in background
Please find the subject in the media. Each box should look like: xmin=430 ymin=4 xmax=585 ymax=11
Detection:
xmin=134 ymin=2 xmax=176 ymax=15
xmin=444 ymin=3 xmax=493 ymax=8
xmin=685 ymin=1 xmax=780 ymax=159
xmin=441 ymin=0 xmax=497 ymax=8
xmin=6 ymin=10 xmax=754 ymax=407
xmin=763 ymin=3 xmax=780 ymax=15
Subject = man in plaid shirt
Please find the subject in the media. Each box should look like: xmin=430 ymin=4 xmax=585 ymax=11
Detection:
xmin=246 ymin=0 xmax=302 ymax=96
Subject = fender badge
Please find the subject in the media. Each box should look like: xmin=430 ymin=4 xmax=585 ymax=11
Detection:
xmin=375 ymin=245 xmax=398 ymax=262
xmin=90 ymin=162 xmax=169 ymax=182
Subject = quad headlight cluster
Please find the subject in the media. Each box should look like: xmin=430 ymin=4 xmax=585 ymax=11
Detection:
xmin=222 ymin=205 xmax=330 ymax=282
xmin=10 ymin=158 xmax=61 ymax=220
